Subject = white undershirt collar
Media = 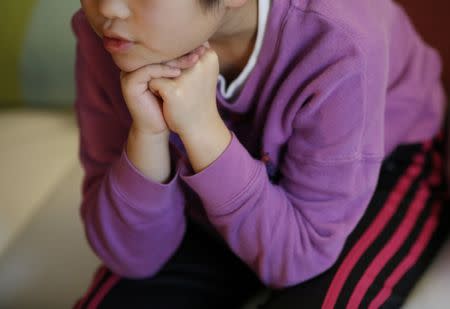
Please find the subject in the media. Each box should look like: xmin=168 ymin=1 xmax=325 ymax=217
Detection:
xmin=217 ymin=0 xmax=270 ymax=100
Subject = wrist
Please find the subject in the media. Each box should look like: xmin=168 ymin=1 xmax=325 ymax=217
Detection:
xmin=178 ymin=113 xmax=231 ymax=174
xmin=126 ymin=125 xmax=172 ymax=184
xmin=129 ymin=125 xmax=170 ymax=143
xmin=179 ymin=110 xmax=222 ymax=140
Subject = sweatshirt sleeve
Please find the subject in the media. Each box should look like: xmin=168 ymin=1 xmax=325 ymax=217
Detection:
xmin=179 ymin=33 xmax=384 ymax=289
xmin=71 ymin=10 xmax=187 ymax=278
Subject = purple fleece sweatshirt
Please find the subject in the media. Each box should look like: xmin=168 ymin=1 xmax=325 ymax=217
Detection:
xmin=71 ymin=0 xmax=446 ymax=289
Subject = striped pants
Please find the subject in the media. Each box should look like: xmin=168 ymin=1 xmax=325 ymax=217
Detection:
xmin=73 ymin=129 xmax=450 ymax=309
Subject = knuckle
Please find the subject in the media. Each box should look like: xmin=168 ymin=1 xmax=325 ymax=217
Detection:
xmin=158 ymin=64 xmax=172 ymax=75
xmin=200 ymin=49 xmax=218 ymax=66
xmin=146 ymin=65 xmax=158 ymax=76
xmin=148 ymin=79 xmax=157 ymax=88
xmin=209 ymin=50 xmax=219 ymax=63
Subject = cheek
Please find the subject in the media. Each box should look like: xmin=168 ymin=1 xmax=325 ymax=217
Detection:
xmin=80 ymin=0 xmax=95 ymax=16
xmin=138 ymin=30 xmax=189 ymax=61
xmin=80 ymin=1 xmax=102 ymax=36
xmin=112 ymin=55 xmax=143 ymax=73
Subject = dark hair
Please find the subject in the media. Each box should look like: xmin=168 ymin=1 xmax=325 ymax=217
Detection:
xmin=199 ymin=0 xmax=221 ymax=11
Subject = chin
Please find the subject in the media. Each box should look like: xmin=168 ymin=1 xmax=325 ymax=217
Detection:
xmin=111 ymin=56 xmax=143 ymax=72
xmin=114 ymin=54 xmax=169 ymax=73
xmin=111 ymin=44 xmax=191 ymax=72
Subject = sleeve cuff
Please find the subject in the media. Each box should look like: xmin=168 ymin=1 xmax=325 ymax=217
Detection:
xmin=180 ymin=131 xmax=263 ymax=215
xmin=109 ymin=147 xmax=183 ymax=209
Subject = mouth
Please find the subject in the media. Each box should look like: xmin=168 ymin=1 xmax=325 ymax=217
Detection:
xmin=102 ymin=34 xmax=134 ymax=53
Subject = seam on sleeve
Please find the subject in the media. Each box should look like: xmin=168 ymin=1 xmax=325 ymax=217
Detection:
xmin=213 ymin=162 xmax=265 ymax=215
xmin=290 ymin=4 xmax=370 ymax=157
xmin=293 ymin=154 xmax=384 ymax=166
xmin=107 ymin=167 xmax=171 ymax=216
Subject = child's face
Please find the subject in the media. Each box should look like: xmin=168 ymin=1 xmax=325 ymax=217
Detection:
xmin=81 ymin=0 xmax=224 ymax=72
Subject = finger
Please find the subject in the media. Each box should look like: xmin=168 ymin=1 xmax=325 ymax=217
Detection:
xmin=196 ymin=46 xmax=207 ymax=57
xmin=121 ymin=65 xmax=180 ymax=99
xmin=121 ymin=64 xmax=180 ymax=90
xmin=149 ymin=78 xmax=174 ymax=100
xmin=198 ymin=47 xmax=216 ymax=62
xmin=164 ymin=44 xmax=208 ymax=68
xmin=190 ymin=44 xmax=207 ymax=56
xmin=164 ymin=52 xmax=199 ymax=69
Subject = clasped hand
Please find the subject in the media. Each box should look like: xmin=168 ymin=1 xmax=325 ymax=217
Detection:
xmin=120 ymin=42 xmax=221 ymax=137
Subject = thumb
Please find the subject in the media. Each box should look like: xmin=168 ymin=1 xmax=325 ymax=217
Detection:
xmin=149 ymin=78 xmax=174 ymax=100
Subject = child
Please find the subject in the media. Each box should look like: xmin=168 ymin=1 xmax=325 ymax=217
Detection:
xmin=72 ymin=0 xmax=449 ymax=308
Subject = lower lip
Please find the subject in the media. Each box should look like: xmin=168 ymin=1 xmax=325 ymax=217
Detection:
xmin=103 ymin=37 xmax=134 ymax=53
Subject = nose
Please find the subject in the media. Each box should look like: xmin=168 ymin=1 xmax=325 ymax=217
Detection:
xmin=98 ymin=0 xmax=130 ymax=20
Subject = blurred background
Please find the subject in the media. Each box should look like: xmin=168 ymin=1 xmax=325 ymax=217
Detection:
xmin=0 ymin=0 xmax=449 ymax=308
xmin=1 ymin=1 xmax=77 ymax=108
xmin=0 ymin=1 xmax=100 ymax=308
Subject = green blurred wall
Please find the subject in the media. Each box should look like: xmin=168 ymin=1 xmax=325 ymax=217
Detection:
xmin=0 ymin=2 xmax=36 ymax=106
xmin=0 ymin=1 xmax=80 ymax=108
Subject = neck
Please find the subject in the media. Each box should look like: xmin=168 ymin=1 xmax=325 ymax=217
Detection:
xmin=209 ymin=0 xmax=258 ymax=81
